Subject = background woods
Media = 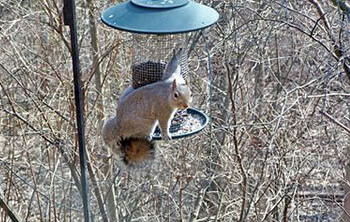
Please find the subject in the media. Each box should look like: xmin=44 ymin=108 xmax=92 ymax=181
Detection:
xmin=1 ymin=0 xmax=350 ymax=221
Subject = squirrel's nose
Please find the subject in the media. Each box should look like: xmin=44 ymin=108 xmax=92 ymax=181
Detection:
xmin=183 ymin=104 xmax=188 ymax=109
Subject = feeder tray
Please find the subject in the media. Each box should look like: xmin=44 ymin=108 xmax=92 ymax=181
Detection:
xmin=152 ymin=108 xmax=209 ymax=140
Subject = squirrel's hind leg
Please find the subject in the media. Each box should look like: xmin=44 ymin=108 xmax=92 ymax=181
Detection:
xmin=101 ymin=117 xmax=119 ymax=146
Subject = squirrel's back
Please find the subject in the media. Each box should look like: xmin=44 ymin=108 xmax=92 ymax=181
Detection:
xmin=115 ymin=78 xmax=188 ymax=138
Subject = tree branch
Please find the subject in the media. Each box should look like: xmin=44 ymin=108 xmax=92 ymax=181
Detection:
xmin=0 ymin=192 xmax=22 ymax=222
xmin=319 ymin=110 xmax=350 ymax=134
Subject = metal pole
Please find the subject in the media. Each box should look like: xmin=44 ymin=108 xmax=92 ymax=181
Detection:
xmin=63 ymin=0 xmax=91 ymax=221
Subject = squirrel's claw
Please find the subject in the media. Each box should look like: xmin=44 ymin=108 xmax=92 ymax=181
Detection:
xmin=146 ymin=135 xmax=153 ymax=141
xmin=163 ymin=134 xmax=172 ymax=141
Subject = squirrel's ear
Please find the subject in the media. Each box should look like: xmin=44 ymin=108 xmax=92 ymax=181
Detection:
xmin=173 ymin=65 xmax=181 ymax=76
xmin=171 ymin=79 xmax=177 ymax=91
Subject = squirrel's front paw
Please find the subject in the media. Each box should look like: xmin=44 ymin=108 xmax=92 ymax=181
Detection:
xmin=163 ymin=134 xmax=172 ymax=141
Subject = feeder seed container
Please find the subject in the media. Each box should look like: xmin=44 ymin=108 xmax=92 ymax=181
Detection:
xmin=101 ymin=0 xmax=219 ymax=139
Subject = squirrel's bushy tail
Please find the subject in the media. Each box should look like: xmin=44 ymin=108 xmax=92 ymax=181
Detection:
xmin=119 ymin=137 xmax=157 ymax=166
xmin=102 ymin=118 xmax=156 ymax=166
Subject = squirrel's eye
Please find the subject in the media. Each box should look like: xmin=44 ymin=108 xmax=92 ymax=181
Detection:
xmin=174 ymin=92 xmax=179 ymax=98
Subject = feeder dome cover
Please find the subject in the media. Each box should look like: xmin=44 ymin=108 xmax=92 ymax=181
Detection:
xmin=101 ymin=0 xmax=219 ymax=34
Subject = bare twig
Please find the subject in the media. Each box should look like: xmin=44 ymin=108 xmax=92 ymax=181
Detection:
xmin=308 ymin=0 xmax=331 ymax=31
xmin=330 ymin=0 xmax=350 ymax=16
xmin=0 ymin=80 xmax=82 ymax=194
xmin=86 ymin=152 xmax=109 ymax=222
xmin=0 ymin=192 xmax=22 ymax=222
xmin=319 ymin=110 xmax=350 ymax=134
xmin=308 ymin=0 xmax=350 ymax=80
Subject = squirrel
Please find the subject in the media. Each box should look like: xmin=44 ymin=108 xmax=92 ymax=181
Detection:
xmin=102 ymin=48 xmax=191 ymax=166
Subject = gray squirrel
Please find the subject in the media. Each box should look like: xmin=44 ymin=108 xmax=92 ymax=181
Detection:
xmin=102 ymin=48 xmax=191 ymax=166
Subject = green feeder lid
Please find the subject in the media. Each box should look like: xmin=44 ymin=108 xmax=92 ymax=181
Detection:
xmin=101 ymin=0 xmax=219 ymax=34
xmin=131 ymin=0 xmax=189 ymax=8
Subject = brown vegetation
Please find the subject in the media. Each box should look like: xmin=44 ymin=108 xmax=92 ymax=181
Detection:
xmin=1 ymin=0 xmax=350 ymax=221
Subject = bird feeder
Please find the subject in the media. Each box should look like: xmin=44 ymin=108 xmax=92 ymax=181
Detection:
xmin=101 ymin=0 xmax=219 ymax=139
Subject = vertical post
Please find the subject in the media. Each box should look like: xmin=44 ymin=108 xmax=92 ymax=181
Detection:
xmin=63 ymin=0 xmax=91 ymax=221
